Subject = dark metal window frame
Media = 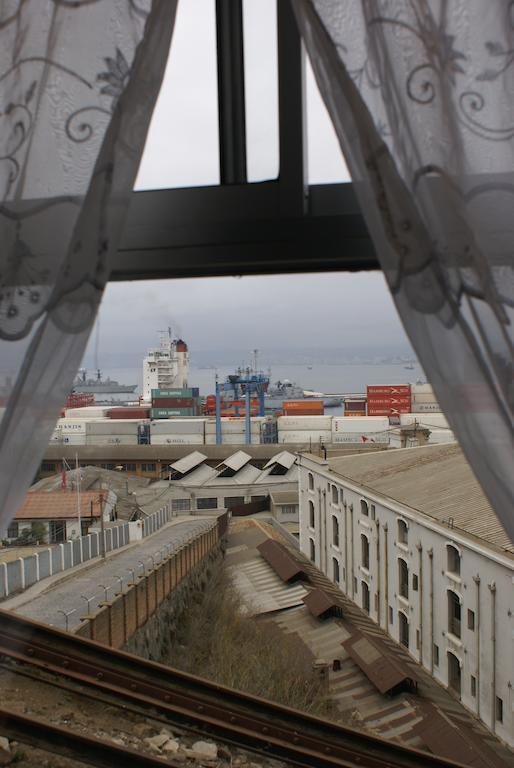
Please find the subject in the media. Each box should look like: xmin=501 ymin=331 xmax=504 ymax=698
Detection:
xmin=113 ymin=0 xmax=376 ymax=284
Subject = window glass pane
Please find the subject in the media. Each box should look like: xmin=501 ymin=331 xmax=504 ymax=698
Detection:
xmin=135 ymin=0 xmax=219 ymax=190
xmin=306 ymin=58 xmax=350 ymax=184
xmin=243 ymin=0 xmax=279 ymax=181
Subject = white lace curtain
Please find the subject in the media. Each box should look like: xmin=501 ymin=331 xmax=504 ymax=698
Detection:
xmin=0 ymin=0 xmax=177 ymax=530
xmin=294 ymin=0 xmax=514 ymax=542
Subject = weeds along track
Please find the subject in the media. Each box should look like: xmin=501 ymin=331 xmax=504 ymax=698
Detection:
xmin=0 ymin=610 xmax=465 ymax=768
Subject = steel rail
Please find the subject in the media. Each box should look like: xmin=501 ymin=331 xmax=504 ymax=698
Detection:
xmin=0 ymin=708 xmax=180 ymax=768
xmin=0 ymin=610 xmax=466 ymax=768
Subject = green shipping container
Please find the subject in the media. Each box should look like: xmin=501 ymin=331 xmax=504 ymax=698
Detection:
xmin=150 ymin=408 xmax=199 ymax=418
xmin=151 ymin=388 xmax=199 ymax=398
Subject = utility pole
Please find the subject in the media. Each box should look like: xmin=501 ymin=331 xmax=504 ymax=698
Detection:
xmin=75 ymin=453 xmax=81 ymax=536
xmin=99 ymin=492 xmax=106 ymax=559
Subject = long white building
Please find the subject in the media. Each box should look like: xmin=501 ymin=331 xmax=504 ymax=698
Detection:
xmin=298 ymin=444 xmax=514 ymax=748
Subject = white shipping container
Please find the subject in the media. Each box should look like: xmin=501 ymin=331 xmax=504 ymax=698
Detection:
xmin=427 ymin=429 xmax=456 ymax=444
xmin=55 ymin=419 xmax=89 ymax=433
xmin=277 ymin=430 xmax=332 ymax=444
xmin=411 ymin=403 xmax=442 ymax=413
xmin=410 ymin=383 xmax=434 ymax=395
xmin=332 ymin=416 xmax=389 ymax=433
xmin=151 ymin=434 xmax=205 ymax=445
xmin=57 ymin=434 xmax=86 ymax=445
xmin=205 ymin=433 xmax=261 ymax=445
xmin=277 ymin=416 xmax=332 ymax=431
xmin=400 ymin=413 xmax=448 ymax=428
xmin=332 ymin=432 xmax=389 ymax=444
xmin=86 ymin=421 xmax=142 ymax=435
xmin=151 ymin=419 xmax=205 ymax=435
xmin=205 ymin=420 xmax=262 ymax=435
xmin=410 ymin=393 xmax=438 ymax=404
xmin=85 ymin=435 xmax=138 ymax=445
xmin=65 ymin=407 xmax=111 ymax=418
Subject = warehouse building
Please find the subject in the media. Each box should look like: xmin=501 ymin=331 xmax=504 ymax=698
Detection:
xmin=298 ymin=444 xmax=514 ymax=748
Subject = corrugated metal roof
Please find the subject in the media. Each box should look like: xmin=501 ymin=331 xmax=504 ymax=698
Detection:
xmin=174 ymin=464 xmax=218 ymax=486
xmin=263 ymin=451 xmax=296 ymax=470
xmin=216 ymin=450 xmax=252 ymax=473
xmin=270 ymin=490 xmax=299 ymax=505
xmin=170 ymin=451 xmax=208 ymax=475
xmin=302 ymin=588 xmax=343 ymax=618
xmin=16 ymin=491 xmax=105 ymax=520
xmin=257 ymin=539 xmax=309 ymax=582
xmin=327 ymin=444 xmax=514 ymax=555
xmin=342 ymin=632 xmax=416 ymax=695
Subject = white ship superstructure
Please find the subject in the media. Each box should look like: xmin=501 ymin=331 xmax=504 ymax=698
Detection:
xmin=142 ymin=329 xmax=189 ymax=400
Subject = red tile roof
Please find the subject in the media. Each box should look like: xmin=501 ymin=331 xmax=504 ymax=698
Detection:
xmin=15 ymin=492 xmax=105 ymax=520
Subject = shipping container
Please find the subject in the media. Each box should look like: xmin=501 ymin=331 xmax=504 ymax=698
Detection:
xmin=277 ymin=416 xmax=332 ymax=431
xmin=53 ymin=434 xmax=86 ymax=445
xmin=150 ymin=419 xmax=205 ymax=435
xmin=344 ymin=401 xmax=367 ymax=411
xmin=332 ymin=432 xmax=389 ymax=444
xmin=86 ymin=420 xmax=143 ymax=435
xmin=108 ymin=407 xmax=150 ymax=419
xmin=366 ymin=385 xmax=411 ymax=395
xmin=344 ymin=410 xmax=367 ymax=417
xmin=282 ymin=399 xmax=324 ymax=410
xmin=151 ymin=397 xmax=198 ymax=408
xmin=151 ymin=388 xmax=199 ymax=398
xmin=332 ymin=416 xmax=389 ymax=433
xmin=151 ymin=434 xmax=205 ymax=445
xmin=400 ymin=413 xmax=448 ymax=428
xmin=205 ymin=433 xmax=261 ymax=445
xmin=150 ymin=408 xmax=199 ymax=418
xmin=85 ymin=435 xmax=138 ymax=445
xmin=411 ymin=394 xmax=439 ymax=405
xmin=205 ymin=418 xmax=264 ymax=434
xmin=411 ymin=403 xmax=442 ymax=413
xmin=367 ymin=406 xmax=411 ymax=416
xmin=65 ymin=406 xmax=112 ymax=418
xmin=366 ymin=397 xmax=411 ymax=406
xmin=410 ymin=383 xmax=433 ymax=394
xmin=277 ymin=430 xmax=332 ymax=444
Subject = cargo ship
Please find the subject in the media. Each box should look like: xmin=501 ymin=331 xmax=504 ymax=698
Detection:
xmin=72 ymin=369 xmax=137 ymax=394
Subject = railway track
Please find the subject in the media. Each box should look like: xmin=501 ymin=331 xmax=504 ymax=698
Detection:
xmin=0 ymin=609 xmax=466 ymax=768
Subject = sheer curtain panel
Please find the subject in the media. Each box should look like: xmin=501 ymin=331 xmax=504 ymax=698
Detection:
xmin=0 ymin=1 xmax=177 ymax=530
xmin=295 ymin=1 xmax=514 ymax=541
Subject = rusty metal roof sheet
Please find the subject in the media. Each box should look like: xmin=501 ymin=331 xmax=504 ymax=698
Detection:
xmin=302 ymin=588 xmax=342 ymax=618
xmin=257 ymin=539 xmax=309 ymax=583
xmin=342 ymin=631 xmax=415 ymax=695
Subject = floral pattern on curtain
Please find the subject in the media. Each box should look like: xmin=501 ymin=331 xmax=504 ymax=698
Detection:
xmin=0 ymin=0 xmax=177 ymax=530
xmin=294 ymin=0 xmax=514 ymax=541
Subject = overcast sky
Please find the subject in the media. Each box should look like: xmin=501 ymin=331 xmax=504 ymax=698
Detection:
xmin=84 ymin=0 xmax=409 ymax=367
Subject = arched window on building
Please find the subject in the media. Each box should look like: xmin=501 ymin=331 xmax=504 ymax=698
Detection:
xmin=361 ymin=534 xmax=370 ymax=569
xmin=360 ymin=499 xmax=369 ymax=517
xmin=447 ymin=590 xmax=462 ymax=638
xmin=447 ymin=545 xmax=461 ymax=575
xmin=362 ymin=581 xmax=370 ymax=613
xmin=447 ymin=651 xmax=461 ymax=696
xmin=331 ymin=485 xmax=338 ymax=504
xmin=398 ymin=558 xmax=409 ymax=598
xmin=332 ymin=516 xmax=339 ymax=547
xmin=398 ymin=519 xmax=408 ymax=545
xmin=309 ymin=500 xmax=315 ymax=528
xmin=308 ymin=472 xmax=314 ymax=491
xmin=399 ymin=612 xmax=409 ymax=648
xmin=309 ymin=538 xmax=316 ymax=563
xmin=332 ymin=557 xmax=340 ymax=583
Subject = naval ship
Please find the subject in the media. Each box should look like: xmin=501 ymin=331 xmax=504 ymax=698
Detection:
xmin=72 ymin=369 xmax=137 ymax=394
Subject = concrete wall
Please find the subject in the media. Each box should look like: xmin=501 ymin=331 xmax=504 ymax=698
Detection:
xmin=74 ymin=520 xmax=225 ymax=652
xmin=299 ymin=456 xmax=514 ymax=749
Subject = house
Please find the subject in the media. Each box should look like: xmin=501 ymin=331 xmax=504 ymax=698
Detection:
xmin=6 ymin=490 xmax=116 ymax=544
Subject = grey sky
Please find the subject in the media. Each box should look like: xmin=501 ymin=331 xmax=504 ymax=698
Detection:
xmin=86 ymin=0 xmax=408 ymax=366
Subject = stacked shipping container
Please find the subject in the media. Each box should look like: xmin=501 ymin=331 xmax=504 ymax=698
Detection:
xmin=282 ymin=399 xmax=324 ymax=416
xmin=366 ymin=385 xmax=411 ymax=416
xmin=150 ymin=387 xmax=202 ymax=418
